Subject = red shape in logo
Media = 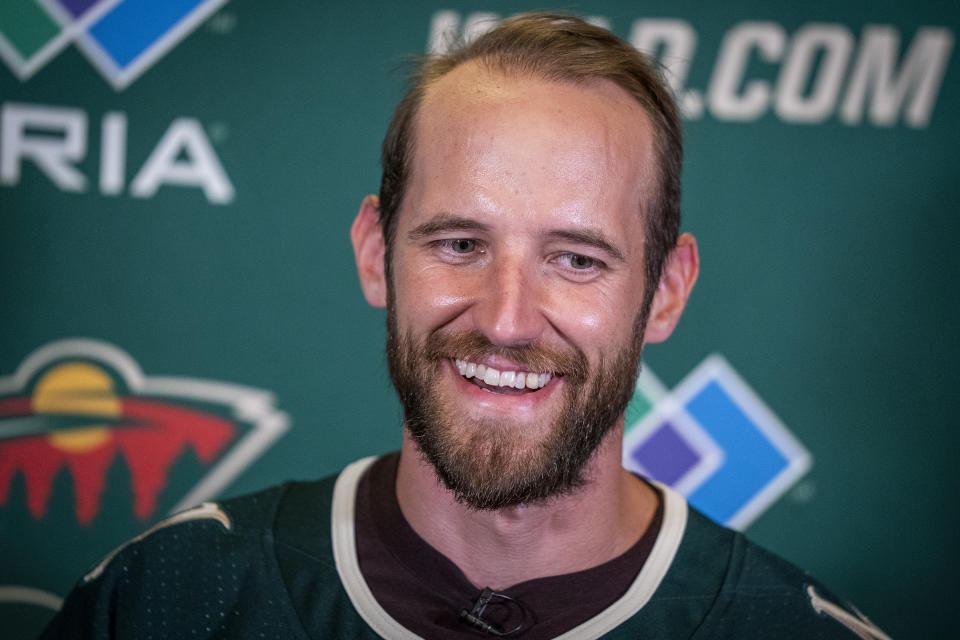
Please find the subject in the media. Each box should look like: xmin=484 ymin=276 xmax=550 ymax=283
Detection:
xmin=0 ymin=388 xmax=234 ymax=525
xmin=0 ymin=340 xmax=287 ymax=525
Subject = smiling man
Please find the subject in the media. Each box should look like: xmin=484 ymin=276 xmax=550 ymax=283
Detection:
xmin=354 ymin=26 xmax=694 ymax=578
xmin=42 ymin=13 xmax=887 ymax=640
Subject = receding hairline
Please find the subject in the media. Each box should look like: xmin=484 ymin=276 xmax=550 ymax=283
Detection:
xmin=407 ymin=59 xmax=662 ymax=217
xmin=422 ymin=57 xmax=654 ymax=108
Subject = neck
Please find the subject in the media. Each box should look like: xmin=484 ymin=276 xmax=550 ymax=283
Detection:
xmin=395 ymin=427 xmax=658 ymax=590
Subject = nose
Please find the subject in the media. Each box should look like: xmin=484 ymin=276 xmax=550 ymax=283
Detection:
xmin=474 ymin=256 xmax=545 ymax=346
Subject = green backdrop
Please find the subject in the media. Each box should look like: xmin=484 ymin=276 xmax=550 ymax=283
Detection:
xmin=1 ymin=1 xmax=957 ymax=638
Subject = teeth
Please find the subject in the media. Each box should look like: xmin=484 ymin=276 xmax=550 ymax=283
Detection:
xmin=454 ymin=359 xmax=553 ymax=390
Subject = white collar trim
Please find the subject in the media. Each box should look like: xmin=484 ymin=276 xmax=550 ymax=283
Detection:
xmin=331 ymin=456 xmax=688 ymax=640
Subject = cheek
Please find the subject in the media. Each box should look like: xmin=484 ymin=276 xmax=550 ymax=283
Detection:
xmin=541 ymin=282 xmax=641 ymax=349
xmin=566 ymin=304 xmax=603 ymax=332
xmin=393 ymin=260 xmax=474 ymax=324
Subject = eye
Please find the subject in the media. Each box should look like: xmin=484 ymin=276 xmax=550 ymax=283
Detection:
xmin=446 ymin=239 xmax=477 ymax=254
xmin=554 ymin=252 xmax=607 ymax=278
xmin=567 ymin=254 xmax=595 ymax=270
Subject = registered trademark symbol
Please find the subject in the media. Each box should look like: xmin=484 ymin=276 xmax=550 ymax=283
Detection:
xmin=208 ymin=122 xmax=229 ymax=143
xmin=206 ymin=11 xmax=237 ymax=35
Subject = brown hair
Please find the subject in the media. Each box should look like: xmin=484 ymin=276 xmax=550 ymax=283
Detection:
xmin=379 ymin=12 xmax=682 ymax=309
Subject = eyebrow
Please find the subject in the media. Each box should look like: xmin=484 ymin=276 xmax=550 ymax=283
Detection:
xmin=407 ymin=214 xmax=491 ymax=240
xmin=546 ymin=229 xmax=625 ymax=262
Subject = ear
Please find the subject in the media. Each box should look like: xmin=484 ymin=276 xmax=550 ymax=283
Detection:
xmin=350 ymin=195 xmax=388 ymax=308
xmin=643 ymin=233 xmax=699 ymax=344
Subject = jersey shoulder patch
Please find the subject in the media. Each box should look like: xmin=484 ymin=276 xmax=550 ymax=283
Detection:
xmin=83 ymin=502 xmax=231 ymax=583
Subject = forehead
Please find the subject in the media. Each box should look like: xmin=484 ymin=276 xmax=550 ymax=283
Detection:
xmin=406 ymin=62 xmax=658 ymax=231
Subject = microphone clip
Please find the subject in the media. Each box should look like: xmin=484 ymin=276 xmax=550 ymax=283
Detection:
xmin=458 ymin=587 xmax=528 ymax=636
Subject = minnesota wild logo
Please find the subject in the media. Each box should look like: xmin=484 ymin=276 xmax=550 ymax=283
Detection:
xmin=0 ymin=338 xmax=287 ymax=525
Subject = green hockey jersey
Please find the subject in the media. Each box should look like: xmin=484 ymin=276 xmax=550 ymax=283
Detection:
xmin=40 ymin=456 xmax=888 ymax=639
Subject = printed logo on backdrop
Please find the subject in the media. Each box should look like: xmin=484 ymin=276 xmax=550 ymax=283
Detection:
xmin=622 ymin=355 xmax=810 ymax=530
xmin=0 ymin=338 xmax=287 ymax=526
xmin=430 ymin=11 xmax=954 ymax=128
xmin=0 ymin=1 xmax=235 ymax=203
xmin=0 ymin=0 xmax=227 ymax=90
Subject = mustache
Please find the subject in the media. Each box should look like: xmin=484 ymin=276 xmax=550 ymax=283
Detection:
xmin=423 ymin=330 xmax=589 ymax=384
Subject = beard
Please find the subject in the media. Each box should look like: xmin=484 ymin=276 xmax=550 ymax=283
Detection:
xmin=386 ymin=301 xmax=649 ymax=511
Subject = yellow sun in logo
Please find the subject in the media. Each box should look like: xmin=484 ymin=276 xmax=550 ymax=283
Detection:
xmin=32 ymin=363 xmax=120 ymax=453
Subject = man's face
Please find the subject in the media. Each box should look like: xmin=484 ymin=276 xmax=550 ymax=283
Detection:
xmin=386 ymin=63 xmax=659 ymax=510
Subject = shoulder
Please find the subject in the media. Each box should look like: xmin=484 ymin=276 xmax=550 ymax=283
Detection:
xmin=81 ymin=482 xmax=295 ymax=584
xmin=39 ymin=476 xmax=343 ymax=639
xmin=84 ymin=475 xmax=343 ymax=583
xmin=674 ymin=508 xmax=889 ymax=639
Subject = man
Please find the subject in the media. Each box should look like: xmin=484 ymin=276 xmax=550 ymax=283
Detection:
xmin=42 ymin=13 xmax=887 ymax=639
